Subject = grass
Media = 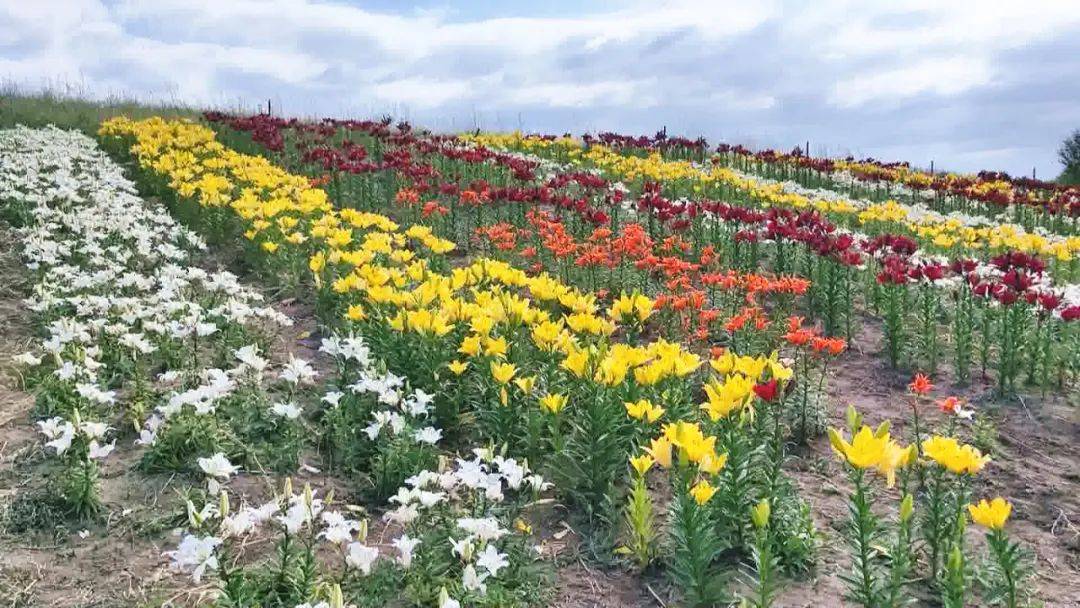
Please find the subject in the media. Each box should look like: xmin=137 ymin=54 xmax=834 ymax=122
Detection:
xmin=0 ymin=84 xmax=202 ymax=133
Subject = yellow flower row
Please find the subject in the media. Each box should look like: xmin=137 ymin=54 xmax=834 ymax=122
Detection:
xmin=106 ymin=116 xmax=809 ymax=529
xmin=584 ymin=144 xmax=1078 ymax=261
xmin=468 ymin=133 xmax=1078 ymax=261
xmin=460 ymin=131 xmax=582 ymax=153
xmin=100 ymin=117 xmax=457 ymax=260
xmin=100 ymin=117 xmax=715 ymax=400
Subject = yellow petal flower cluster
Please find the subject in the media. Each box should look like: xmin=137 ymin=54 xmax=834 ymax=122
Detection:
xmin=608 ymin=292 xmax=654 ymax=324
xmin=689 ymin=480 xmax=718 ymax=505
xmin=557 ymin=338 xmax=700 ymax=389
xmin=701 ymin=373 xmax=755 ymax=421
xmin=490 ymin=361 xmax=517 ymax=385
xmin=624 ymin=399 xmax=665 ymax=423
xmin=702 ymin=351 xmax=791 ymax=420
xmin=967 ymin=497 xmax=1011 ymax=530
xmin=828 ymin=425 xmax=914 ymax=487
xmin=921 ymin=435 xmax=992 ymax=475
xmin=629 ymin=454 xmax=654 ymax=477
xmin=461 ymin=131 xmax=582 ymax=153
xmin=539 ymin=393 xmax=568 ymax=415
xmin=663 ymin=421 xmax=724 ymax=470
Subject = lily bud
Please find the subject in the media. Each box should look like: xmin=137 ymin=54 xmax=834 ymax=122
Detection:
xmin=186 ymin=499 xmax=200 ymax=527
xmin=303 ymin=483 xmax=314 ymax=512
xmin=947 ymin=545 xmax=964 ymax=572
xmin=899 ymin=493 xmax=914 ymax=523
xmin=874 ymin=419 xmax=891 ymax=438
xmin=845 ymin=404 xmax=861 ymax=432
xmin=329 ymin=583 xmax=344 ymax=608
xmin=751 ymin=499 xmax=771 ymax=530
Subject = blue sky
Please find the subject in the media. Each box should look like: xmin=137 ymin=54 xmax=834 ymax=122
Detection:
xmin=2 ymin=0 xmax=1079 ymax=177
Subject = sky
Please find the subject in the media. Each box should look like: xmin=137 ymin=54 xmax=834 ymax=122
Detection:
xmin=2 ymin=0 xmax=1079 ymax=177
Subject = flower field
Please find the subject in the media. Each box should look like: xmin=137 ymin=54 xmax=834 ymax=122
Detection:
xmin=0 ymin=112 xmax=1077 ymax=608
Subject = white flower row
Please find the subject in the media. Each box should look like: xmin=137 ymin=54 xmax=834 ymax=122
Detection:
xmin=0 ymin=126 xmax=299 ymax=470
xmin=4 ymin=125 xmax=555 ymax=604
xmin=2 ymin=125 xmax=292 ymax=378
xmin=168 ymin=336 xmax=547 ymax=606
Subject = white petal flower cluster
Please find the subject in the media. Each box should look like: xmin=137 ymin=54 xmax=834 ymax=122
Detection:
xmin=0 ymin=127 xmax=300 ymax=465
xmin=36 ymin=416 xmax=114 ymax=458
xmin=320 ymin=334 xmax=440 ymax=448
xmin=164 ymin=534 xmax=222 ymax=583
xmin=380 ymin=449 xmax=546 ymax=604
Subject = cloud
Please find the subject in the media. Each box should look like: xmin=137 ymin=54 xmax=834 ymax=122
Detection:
xmin=373 ymin=76 xmax=477 ymax=108
xmin=830 ymin=57 xmax=993 ymax=108
xmin=507 ymin=80 xmax=656 ymax=108
xmin=1 ymin=0 xmax=1078 ymax=175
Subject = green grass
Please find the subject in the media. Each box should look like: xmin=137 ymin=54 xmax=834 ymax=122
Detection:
xmin=0 ymin=84 xmax=203 ymax=133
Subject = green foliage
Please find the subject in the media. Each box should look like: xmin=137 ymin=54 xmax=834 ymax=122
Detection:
xmin=713 ymin=419 xmax=758 ymax=549
xmin=1058 ymin=129 xmax=1080 ymax=184
xmin=882 ymin=494 xmax=916 ymax=608
xmin=765 ymin=480 xmax=818 ymax=575
xmin=0 ymin=86 xmax=201 ymax=134
xmin=320 ymin=391 xmax=379 ymax=472
xmin=952 ymin=283 xmax=975 ymax=384
xmin=58 ymin=458 xmax=101 ymax=520
xmin=669 ymin=490 xmax=726 ymax=607
xmin=941 ymin=544 xmax=967 ymax=608
xmin=741 ymin=502 xmax=780 ymax=608
xmin=839 ymin=469 xmax=884 ymax=607
xmin=0 ymin=491 xmax=70 ymax=539
xmin=978 ymin=529 xmax=1033 ymax=608
xmin=618 ymin=473 xmax=658 ymax=569
xmin=548 ymin=387 xmax=630 ymax=532
xmin=881 ymin=283 xmax=908 ymax=370
xmin=369 ymin=434 xmax=437 ymax=502
xmin=921 ymin=466 xmax=957 ymax=582
xmin=971 ymin=413 xmax=999 ymax=456
xmin=140 ymin=411 xmax=231 ymax=473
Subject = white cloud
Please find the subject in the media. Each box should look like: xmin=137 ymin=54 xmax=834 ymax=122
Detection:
xmin=373 ymin=77 xmax=476 ymax=109
xmin=830 ymin=57 xmax=993 ymax=107
xmin=815 ymin=0 xmax=1080 ymax=56
xmin=708 ymin=90 xmax=777 ymax=112
xmin=0 ymin=0 xmax=1077 ymax=175
xmin=507 ymin=80 xmax=655 ymax=108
